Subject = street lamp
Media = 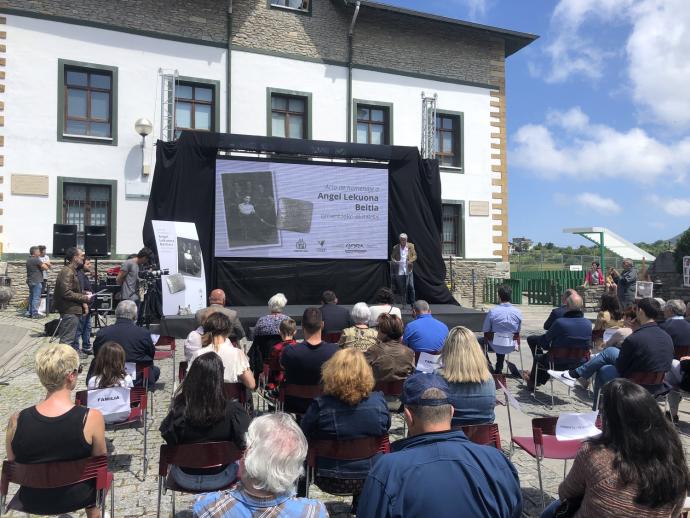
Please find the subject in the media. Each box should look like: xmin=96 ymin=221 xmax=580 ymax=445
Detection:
xmin=134 ymin=118 xmax=153 ymax=175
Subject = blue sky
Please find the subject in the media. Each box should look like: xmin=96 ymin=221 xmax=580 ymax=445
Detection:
xmin=385 ymin=0 xmax=690 ymax=246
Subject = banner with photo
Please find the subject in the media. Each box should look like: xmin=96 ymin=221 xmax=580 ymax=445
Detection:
xmin=214 ymin=159 xmax=389 ymax=260
xmin=152 ymin=220 xmax=207 ymax=316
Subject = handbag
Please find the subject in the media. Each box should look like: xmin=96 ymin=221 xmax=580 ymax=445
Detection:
xmin=553 ymin=496 xmax=583 ymax=518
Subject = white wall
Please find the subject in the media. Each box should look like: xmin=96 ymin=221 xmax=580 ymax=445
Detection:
xmin=3 ymin=15 xmax=226 ymax=255
xmin=2 ymin=16 xmax=498 ymax=259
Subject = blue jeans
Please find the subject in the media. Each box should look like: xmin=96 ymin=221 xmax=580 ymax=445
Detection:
xmin=574 ymin=347 xmax=620 ymax=410
xmin=540 ymin=500 xmax=561 ymax=518
xmin=74 ymin=314 xmax=92 ymax=351
xmin=169 ymin=462 xmax=238 ymax=491
xmin=26 ymin=282 xmax=42 ymax=317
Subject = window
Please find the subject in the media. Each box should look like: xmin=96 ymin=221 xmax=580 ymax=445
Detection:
xmin=62 ymin=182 xmax=112 ymax=248
xmin=270 ymin=93 xmax=308 ymax=139
xmin=58 ymin=60 xmax=118 ymax=145
xmin=270 ymin=0 xmax=311 ymax=13
xmin=442 ymin=203 xmax=464 ymax=256
xmin=435 ymin=112 xmax=463 ymax=169
xmin=355 ymin=103 xmax=391 ymax=145
xmin=175 ymin=82 xmax=215 ymax=136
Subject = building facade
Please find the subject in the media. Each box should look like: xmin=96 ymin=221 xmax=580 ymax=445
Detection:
xmin=0 ymin=0 xmax=536 ymax=263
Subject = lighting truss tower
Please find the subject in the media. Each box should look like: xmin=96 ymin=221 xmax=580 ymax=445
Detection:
xmin=159 ymin=68 xmax=179 ymax=142
xmin=421 ymin=92 xmax=437 ymax=159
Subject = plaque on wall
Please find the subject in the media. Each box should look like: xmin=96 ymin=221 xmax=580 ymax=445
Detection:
xmin=11 ymin=174 xmax=49 ymax=196
xmin=469 ymin=200 xmax=490 ymax=216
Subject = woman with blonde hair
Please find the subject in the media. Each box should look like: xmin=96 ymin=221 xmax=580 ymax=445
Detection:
xmin=301 ymin=348 xmax=390 ymax=508
xmin=5 ymin=343 xmax=106 ymax=517
xmin=439 ymin=326 xmax=496 ymax=426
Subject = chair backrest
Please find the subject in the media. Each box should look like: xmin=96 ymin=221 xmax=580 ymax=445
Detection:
xmin=324 ymin=331 xmax=342 ymax=343
xmin=223 ymin=383 xmax=248 ymax=404
xmin=674 ymin=346 xmax=690 ymax=361
xmin=307 ymin=435 xmax=390 ymax=467
xmin=1 ymin=456 xmax=109 ymax=495
xmin=456 ymin=423 xmax=501 ymax=450
xmin=627 ymin=371 xmax=666 ymax=385
xmin=492 ymin=373 xmax=507 ymax=391
xmin=279 ymin=383 xmax=323 ymax=401
xmin=156 ymin=335 xmax=176 ymax=350
xmin=158 ymin=441 xmax=242 ymax=477
xmin=178 ymin=361 xmax=188 ymax=383
xmin=76 ymin=387 xmax=147 ymax=423
xmin=374 ymin=379 xmax=405 ymax=397
xmin=531 ymin=417 xmax=558 ymax=456
xmin=549 ymin=347 xmax=590 ymax=361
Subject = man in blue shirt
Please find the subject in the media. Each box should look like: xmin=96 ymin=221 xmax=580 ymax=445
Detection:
xmin=402 ymin=300 xmax=448 ymax=354
xmin=357 ymin=372 xmax=522 ymax=518
xmin=480 ymin=285 xmax=522 ymax=374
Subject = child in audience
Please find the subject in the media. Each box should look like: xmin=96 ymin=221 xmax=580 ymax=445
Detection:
xmin=265 ymin=318 xmax=297 ymax=392
xmin=87 ymin=341 xmax=133 ymax=389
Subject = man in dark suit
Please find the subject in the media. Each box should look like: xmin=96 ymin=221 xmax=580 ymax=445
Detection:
xmin=92 ymin=299 xmax=160 ymax=386
xmin=660 ymin=300 xmax=690 ymax=349
xmin=526 ymin=289 xmax=575 ymax=353
xmin=319 ymin=290 xmax=350 ymax=333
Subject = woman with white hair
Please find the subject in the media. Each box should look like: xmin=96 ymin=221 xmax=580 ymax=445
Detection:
xmin=193 ymin=413 xmax=328 ymax=517
xmin=254 ymin=292 xmax=289 ymax=337
xmin=339 ymin=302 xmax=378 ymax=351
xmin=5 ymin=343 xmax=107 ymax=517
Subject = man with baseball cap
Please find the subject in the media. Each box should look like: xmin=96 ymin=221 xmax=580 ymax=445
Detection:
xmin=357 ymin=372 xmax=522 ymax=517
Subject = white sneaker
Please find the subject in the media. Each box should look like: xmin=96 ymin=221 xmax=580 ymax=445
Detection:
xmin=548 ymin=370 xmax=576 ymax=388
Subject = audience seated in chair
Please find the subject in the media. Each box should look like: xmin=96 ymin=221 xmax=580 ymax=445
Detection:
xmin=87 ymin=341 xmax=134 ymax=390
xmin=5 ymin=343 xmax=107 ymax=517
xmin=540 ymin=379 xmax=690 ymax=518
xmin=91 ymin=300 xmax=160 ymax=387
xmin=555 ymin=298 xmax=674 ymax=410
xmin=300 ymin=348 xmax=390 ymax=506
xmin=265 ymin=318 xmax=297 ymax=390
xmin=195 ymin=288 xmax=246 ymax=342
xmin=160 ymin=352 xmax=250 ymax=491
xmin=592 ymin=293 xmax=624 ymax=351
xmin=523 ymin=292 xmax=591 ymax=390
xmin=254 ymin=292 xmax=290 ymax=337
xmin=193 ymin=413 xmax=328 ymax=518
xmin=439 ymin=326 xmax=496 ymax=427
xmin=402 ymin=300 xmax=449 ymax=354
xmin=357 ymin=372 xmax=522 ymax=518
xmin=368 ymin=287 xmax=402 ymax=327
xmin=319 ymin=290 xmax=351 ymax=333
xmin=339 ymin=302 xmax=379 ymax=351
xmin=188 ymin=312 xmax=255 ymax=389
xmin=479 ymin=284 xmax=522 ymax=374
xmin=660 ymin=299 xmax=690 ymax=423
xmin=365 ymin=313 xmax=414 ymax=410
xmin=281 ymin=307 xmax=339 ymax=414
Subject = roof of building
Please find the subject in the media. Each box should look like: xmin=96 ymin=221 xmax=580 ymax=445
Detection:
xmin=345 ymin=0 xmax=539 ymax=57
xmin=564 ymin=227 xmax=657 ymax=262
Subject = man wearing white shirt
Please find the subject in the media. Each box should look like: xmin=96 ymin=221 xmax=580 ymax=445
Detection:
xmin=391 ymin=233 xmax=417 ymax=306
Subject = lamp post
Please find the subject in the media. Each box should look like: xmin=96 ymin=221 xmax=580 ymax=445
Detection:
xmin=134 ymin=118 xmax=153 ymax=175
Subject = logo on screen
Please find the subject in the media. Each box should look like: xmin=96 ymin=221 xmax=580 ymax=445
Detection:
xmin=317 ymin=240 xmax=326 ymax=252
xmin=295 ymin=238 xmax=308 ymax=251
xmin=345 ymin=243 xmax=366 ymax=254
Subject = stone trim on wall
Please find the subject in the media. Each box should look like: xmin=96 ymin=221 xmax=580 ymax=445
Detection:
xmin=488 ymin=51 xmax=508 ymax=261
xmin=0 ymin=15 xmax=5 ymax=255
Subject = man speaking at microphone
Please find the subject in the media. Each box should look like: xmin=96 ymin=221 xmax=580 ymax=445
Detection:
xmin=391 ymin=233 xmax=417 ymax=307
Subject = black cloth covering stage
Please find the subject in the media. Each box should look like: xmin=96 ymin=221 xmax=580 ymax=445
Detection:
xmin=143 ymin=132 xmax=456 ymax=306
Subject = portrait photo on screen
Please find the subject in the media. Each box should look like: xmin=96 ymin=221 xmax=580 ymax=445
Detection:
xmin=221 ymin=171 xmax=280 ymax=249
xmin=177 ymin=237 xmax=203 ymax=278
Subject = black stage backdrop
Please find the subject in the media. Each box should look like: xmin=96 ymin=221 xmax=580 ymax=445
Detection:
xmin=143 ymin=132 xmax=456 ymax=305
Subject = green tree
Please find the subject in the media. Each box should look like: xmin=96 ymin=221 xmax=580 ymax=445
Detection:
xmin=545 ymin=242 xmax=554 ymax=250
xmin=675 ymin=227 xmax=690 ymax=273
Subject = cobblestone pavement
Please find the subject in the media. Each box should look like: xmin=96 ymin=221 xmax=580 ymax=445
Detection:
xmin=0 ymin=305 xmax=688 ymax=518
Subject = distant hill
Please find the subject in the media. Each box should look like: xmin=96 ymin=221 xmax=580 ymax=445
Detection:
xmin=669 ymin=233 xmax=682 ymax=245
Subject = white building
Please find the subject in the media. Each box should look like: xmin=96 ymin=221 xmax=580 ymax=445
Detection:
xmin=0 ymin=0 xmax=536 ymax=262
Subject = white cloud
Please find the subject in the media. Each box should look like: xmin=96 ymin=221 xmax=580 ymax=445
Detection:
xmin=539 ymin=0 xmax=690 ymax=128
xmin=648 ymin=195 xmax=690 ymax=216
xmin=511 ymin=107 xmax=690 ymax=183
xmin=446 ymin=0 xmax=492 ymax=20
xmin=576 ymin=193 xmax=622 ymax=214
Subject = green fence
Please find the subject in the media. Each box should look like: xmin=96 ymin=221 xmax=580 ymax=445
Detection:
xmin=511 ymin=270 xmax=583 ymax=292
xmin=526 ymin=279 xmax=562 ymax=306
xmin=483 ymin=278 xmax=522 ymax=305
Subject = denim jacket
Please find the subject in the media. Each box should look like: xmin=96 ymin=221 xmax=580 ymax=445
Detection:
xmin=300 ymin=392 xmax=390 ymax=479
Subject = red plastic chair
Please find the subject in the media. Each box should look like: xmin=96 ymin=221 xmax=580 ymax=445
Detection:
xmin=0 ymin=455 xmax=114 ymax=516
xmin=305 ymin=435 xmax=390 ymax=498
xmin=375 ymin=379 xmax=407 ymax=435
xmin=533 ymin=347 xmax=590 ymax=407
xmin=178 ymin=361 xmax=188 ymax=383
xmin=156 ymin=441 xmax=242 ymax=518
xmin=278 ymin=384 xmax=323 ymax=415
xmin=223 ymin=382 xmax=249 ymax=408
xmin=454 ymin=423 xmax=502 ymax=450
xmin=76 ymin=386 xmax=149 ymax=476
xmin=493 ymin=373 xmax=514 ymax=439
xmin=511 ymin=417 xmax=582 ymax=509
xmin=324 ymin=331 xmax=343 ymax=344
xmin=483 ymin=332 xmax=524 ymax=375
xmin=154 ymin=335 xmax=176 ymax=387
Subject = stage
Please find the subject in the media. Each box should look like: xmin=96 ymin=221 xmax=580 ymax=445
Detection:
xmin=158 ymin=304 xmax=487 ymax=340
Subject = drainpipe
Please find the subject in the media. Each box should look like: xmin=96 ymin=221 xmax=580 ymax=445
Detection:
xmin=346 ymin=1 xmax=361 ymax=143
xmin=226 ymin=0 xmax=233 ymax=133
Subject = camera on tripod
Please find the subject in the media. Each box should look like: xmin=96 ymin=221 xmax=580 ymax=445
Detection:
xmin=138 ymin=268 xmax=170 ymax=281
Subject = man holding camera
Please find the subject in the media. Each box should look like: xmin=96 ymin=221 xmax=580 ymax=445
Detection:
xmin=117 ymin=247 xmax=152 ymax=311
